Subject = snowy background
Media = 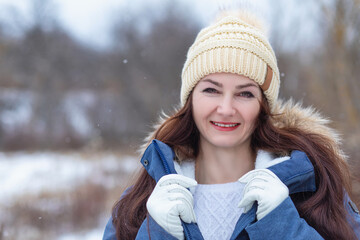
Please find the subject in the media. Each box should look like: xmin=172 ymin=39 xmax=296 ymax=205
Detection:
xmin=0 ymin=0 xmax=359 ymax=239
xmin=0 ymin=151 xmax=139 ymax=239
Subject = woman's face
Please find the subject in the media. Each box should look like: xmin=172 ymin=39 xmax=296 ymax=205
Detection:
xmin=192 ymin=73 xmax=262 ymax=150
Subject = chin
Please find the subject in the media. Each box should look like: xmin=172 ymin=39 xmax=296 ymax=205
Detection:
xmin=209 ymin=137 xmax=248 ymax=149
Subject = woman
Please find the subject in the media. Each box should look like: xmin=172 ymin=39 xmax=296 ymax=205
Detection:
xmin=103 ymin=11 xmax=360 ymax=240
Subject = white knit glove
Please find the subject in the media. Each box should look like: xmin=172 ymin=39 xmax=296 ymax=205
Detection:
xmin=146 ymin=174 xmax=198 ymax=240
xmin=238 ymin=169 xmax=289 ymax=220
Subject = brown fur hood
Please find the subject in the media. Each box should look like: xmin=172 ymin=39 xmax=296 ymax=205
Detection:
xmin=140 ymin=99 xmax=346 ymax=163
xmin=272 ymin=99 xmax=346 ymax=161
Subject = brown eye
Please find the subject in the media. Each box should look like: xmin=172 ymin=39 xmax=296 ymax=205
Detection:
xmin=202 ymin=88 xmax=219 ymax=94
xmin=238 ymin=91 xmax=255 ymax=98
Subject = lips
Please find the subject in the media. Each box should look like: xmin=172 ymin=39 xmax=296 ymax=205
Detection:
xmin=210 ymin=121 xmax=240 ymax=131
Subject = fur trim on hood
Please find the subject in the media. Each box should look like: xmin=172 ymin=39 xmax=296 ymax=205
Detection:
xmin=139 ymin=99 xmax=347 ymax=163
xmin=272 ymin=99 xmax=347 ymax=162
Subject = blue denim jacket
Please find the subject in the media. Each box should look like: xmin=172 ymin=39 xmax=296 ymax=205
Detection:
xmin=103 ymin=139 xmax=360 ymax=240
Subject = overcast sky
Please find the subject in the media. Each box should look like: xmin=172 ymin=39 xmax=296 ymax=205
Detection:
xmin=0 ymin=0 xmax=320 ymax=50
xmin=0 ymin=0 xmax=127 ymax=47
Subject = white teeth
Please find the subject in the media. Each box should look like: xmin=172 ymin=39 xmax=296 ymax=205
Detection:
xmin=213 ymin=122 xmax=239 ymax=127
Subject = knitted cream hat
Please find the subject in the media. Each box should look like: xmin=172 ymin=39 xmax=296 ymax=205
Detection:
xmin=180 ymin=11 xmax=280 ymax=110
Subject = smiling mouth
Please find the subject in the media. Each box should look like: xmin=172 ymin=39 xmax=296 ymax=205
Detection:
xmin=210 ymin=121 xmax=240 ymax=128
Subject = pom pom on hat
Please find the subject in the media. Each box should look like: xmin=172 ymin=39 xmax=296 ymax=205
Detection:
xmin=214 ymin=10 xmax=268 ymax=35
xmin=180 ymin=10 xmax=280 ymax=111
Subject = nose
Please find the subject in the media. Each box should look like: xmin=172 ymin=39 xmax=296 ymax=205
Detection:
xmin=217 ymin=95 xmax=236 ymax=116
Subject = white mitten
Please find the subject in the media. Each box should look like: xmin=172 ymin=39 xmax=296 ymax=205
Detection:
xmin=146 ymin=174 xmax=198 ymax=240
xmin=238 ymin=169 xmax=289 ymax=220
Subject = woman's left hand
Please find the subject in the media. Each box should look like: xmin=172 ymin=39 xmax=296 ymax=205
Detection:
xmin=238 ymin=169 xmax=289 ymax=220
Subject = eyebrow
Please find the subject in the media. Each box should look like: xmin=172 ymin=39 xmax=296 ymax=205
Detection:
xmin=201 ymin=79 xmax=259 ymax=89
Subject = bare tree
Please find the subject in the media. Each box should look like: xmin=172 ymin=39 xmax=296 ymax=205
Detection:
xmin=108 ymin=2 xmax=200 ymax=140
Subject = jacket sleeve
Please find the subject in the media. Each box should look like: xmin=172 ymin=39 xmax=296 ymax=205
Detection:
xmin=245 ymin=196 xmax=324 ymax=240
xmin=135 ymin=215 xmax=178 ymax=240
xmin=345 ymin=193 xmax=360 ymax=239
xmin=102 ymin=217 xmax=116 ymax=240
xmin=102 ymin=187 xmax=133 ymax=240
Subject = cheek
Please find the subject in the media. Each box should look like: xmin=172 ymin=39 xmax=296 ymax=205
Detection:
xmin=192 ymin=102 xmax=207 ymax=125
xmin=192 ymin=93 xmax=209 ymax=121
xmin=192 ymin=97 xmax=204 ymax=126
xmin=242 ymin=103 xmax=260 ymax=125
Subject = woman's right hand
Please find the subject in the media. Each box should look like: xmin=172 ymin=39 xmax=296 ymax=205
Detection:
xmin=146 ymin=174 xmax=198 ymax=240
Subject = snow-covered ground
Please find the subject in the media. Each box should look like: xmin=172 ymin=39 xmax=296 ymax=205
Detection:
xmin=57 ymin=228 xmax=105 ymax=240
xmin=0 ymin=151 xmax=139 ymax=240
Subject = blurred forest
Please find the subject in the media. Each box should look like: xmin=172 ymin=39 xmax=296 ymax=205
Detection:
xmin=0 ymin=0 xmax=359 ymax=197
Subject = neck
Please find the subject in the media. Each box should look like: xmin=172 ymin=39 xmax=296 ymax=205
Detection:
xmin=195 ymin=139 xmax=255 ymax=184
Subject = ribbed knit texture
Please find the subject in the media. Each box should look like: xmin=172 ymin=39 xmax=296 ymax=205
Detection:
xmin=181 ymin=14 xmax=280 ymax=110
xmin=193 ymin=181 xmax=245 ymax=240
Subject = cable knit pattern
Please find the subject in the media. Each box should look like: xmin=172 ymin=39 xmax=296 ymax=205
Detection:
xmin=193 ymin=181 xmax=245 ymax=240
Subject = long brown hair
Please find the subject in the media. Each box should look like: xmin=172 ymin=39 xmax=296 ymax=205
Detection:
xmin=112 ymin=92 xmax=356 ymax=240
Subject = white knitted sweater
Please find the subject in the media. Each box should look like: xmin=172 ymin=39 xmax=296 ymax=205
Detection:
xmin=193 ymin=181 xmax=245 ymax=240
xmin=174 ymin=150 xmax=290 ymax=240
